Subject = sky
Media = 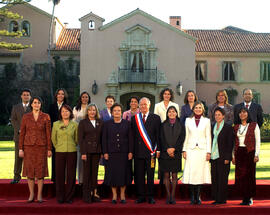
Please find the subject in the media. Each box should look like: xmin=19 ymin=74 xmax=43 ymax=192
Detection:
xmin=29 ymin=0 xmax=270 ymax=32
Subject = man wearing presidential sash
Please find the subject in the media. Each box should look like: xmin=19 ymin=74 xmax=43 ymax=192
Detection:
xmin=131 ymin=97 xmax=161 ymax=204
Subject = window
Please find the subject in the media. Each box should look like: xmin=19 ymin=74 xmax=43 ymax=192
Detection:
xmin=9 ymin=21 xmax=18 ymax=32
xmin=222 ymin=62 xmax=236 ymax=81
xmin=22 ymin=21 xmax=30 ymax=36
xmin=195 ymin=61 xmax=207 ymax=81
xmin=252 ymin=90 xmax=261 ymax=104
xmin=130 ymin=52 xmax=144 ymax=73
xmin=34 ymin=64 xmax=46 ymax=80
xmin=260 ymin=62 xmax=270 ymax=81
xmin=176 ymin=20 xmax=180 ymax=26
xmin=88 ymin=20 xmax=95 ymax=30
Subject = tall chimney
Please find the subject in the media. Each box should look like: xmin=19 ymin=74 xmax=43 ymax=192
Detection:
xmin=169 ymin=16 xmax=181 ymax=30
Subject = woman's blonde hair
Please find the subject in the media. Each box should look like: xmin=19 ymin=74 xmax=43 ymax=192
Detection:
xmin=215 ymin=89 xmax=229 ymax=105
xmin=85 ymin=103 xmax=100 ymax=120
xmin=190 ymin=101 xmax=205 ymax=117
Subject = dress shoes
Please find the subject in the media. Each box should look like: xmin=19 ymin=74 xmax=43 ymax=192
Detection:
xmin=120 ymin=199 xmax=127 ymax=204
xmin=170 ymin=199 xmax=176 ymax=205
xmin=112 ymin=199 xmax=117 ymax=204
xmin=27 ymin=199 xmax=34 ymax=203
xmin=10 ymin=179 xmax=20 ymax=184
xmin=240 ymin=198 xmax=249 ymax=205
xmin=37 ymin=199 xmax=43 ymax=203
xmin=66 ymin=200 xmax=73 ymax=204
xmin=135 ymin=198 xmax=146 ymax=204
xmin=57 ymin=200 xmax=64 ymax=204
xmin=148 ymin=198 xmax=156 ymax=204
xmin=92 ymin=196 xmax=101 ymax=202
xmin=248 ymin=198 xmax=253 ymax=206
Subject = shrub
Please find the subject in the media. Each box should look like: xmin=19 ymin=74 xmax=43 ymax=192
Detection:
xmin=261 ymin=114 xmax=270 ymax=141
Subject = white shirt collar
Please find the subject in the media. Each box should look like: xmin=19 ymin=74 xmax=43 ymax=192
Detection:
xmin=244 ymin=102 xmax=252 ymax=108
xmin=22 ymin=102 xmax=29 ymax=107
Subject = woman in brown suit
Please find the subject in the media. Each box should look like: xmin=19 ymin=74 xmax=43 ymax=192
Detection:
xmin=19 ymin=96 xmax=52 ymax=203
xmin=78 ymin=104 xmax=103 ymax=203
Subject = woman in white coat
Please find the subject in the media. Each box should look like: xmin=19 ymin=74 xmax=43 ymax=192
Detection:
xmin=154 ymin=88 xmax=179 ymax=123
xmin=182 ymin=101 xmax=211 ymax=205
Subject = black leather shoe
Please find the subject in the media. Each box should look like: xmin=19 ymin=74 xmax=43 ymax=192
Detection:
xmin=10 ymin=179 xmax=20 ymax=184
xmin=240 ymin=198 xmax=249 ymax=205
xmin=148 ymin=198 xmax=156 ymax=204
xmin=248 ymin=198 xmax=253 ymax=206
xmin=58 ymin=200 xmax=64 ymax=204
xmin=66 ymin=200 xmax=73 ymax=204
xmin=135 ymin=198 xmax=146 ymax=204
xmin=112 ymin=199 xmax=117 ymax=204
xmin=92 ymin=196 xmax=101 ymax=202
xmin=120 ymin=199 xmax=126 ymax=204
xmin=27 ymin=199 xmax=34 ymax=203
xmin=37 ymin=199 xmax=43 ymax=203
xmin=170 ymin=199 xmax=176 ymax=205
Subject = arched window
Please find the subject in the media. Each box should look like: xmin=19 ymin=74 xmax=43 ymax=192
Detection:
xmin=88 ymin=20 xmax=95 ymax=30
xmin=22 ymin=20 xmax=30 ymax=36
xmin=9 ymin=21 xmax=19 ymax=32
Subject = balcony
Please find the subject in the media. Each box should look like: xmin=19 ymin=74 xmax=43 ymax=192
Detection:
xmin=118 ymin=67 xmax=157 ymax=83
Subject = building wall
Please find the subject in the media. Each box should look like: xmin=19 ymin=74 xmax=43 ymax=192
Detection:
xmin=80 ymin=12 xmax=195 ymax=109
xmin=196 ymin=54 xmax=270 ymax=113
xmin=0 ymin=4 xmax=58 ymax=66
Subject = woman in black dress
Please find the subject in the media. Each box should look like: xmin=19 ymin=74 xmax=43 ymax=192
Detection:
xmin=102 ymin=103 xmax=133 ymax=204
xmin=159 ymin=106 xmax=185 ymax=204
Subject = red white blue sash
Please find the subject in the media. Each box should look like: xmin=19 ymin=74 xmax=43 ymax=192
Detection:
xmin=135 ymin=113 xmax=157 ymax=155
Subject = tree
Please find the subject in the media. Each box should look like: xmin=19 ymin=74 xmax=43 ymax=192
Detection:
xmin=0 ymin=0 xmax=32 ymax=50
xmin=48 ymin=0 xmax=61 ymax=102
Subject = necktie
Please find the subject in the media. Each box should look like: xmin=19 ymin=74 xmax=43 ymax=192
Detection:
xmin=23 ymin=105 xmax=27 ymax=112
xmin=246 ymin=104 xmax=249 ymax=109
xmin=143 ymin=114 xmax=146 ymax=124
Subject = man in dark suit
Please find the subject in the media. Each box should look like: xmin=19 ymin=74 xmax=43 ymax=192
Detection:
xmin=233 ymin=88 xmax=263 ymax=127
xmin=131 ymin=97 xmax=161 ymax=204
xmin=10 ymin=88 xmax=31 ymax=184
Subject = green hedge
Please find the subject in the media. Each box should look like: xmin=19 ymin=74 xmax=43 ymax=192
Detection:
xmin=261 ymin=114 xmax=270 ymax=141
xmin=0 ymin=125 xmax=13 ymax=140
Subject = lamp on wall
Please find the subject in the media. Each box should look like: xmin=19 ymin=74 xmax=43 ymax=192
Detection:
xmin=92 ymin=80 xmax=98 ymax=95
xmin=176 ymin=81 xmax=183 ymax=96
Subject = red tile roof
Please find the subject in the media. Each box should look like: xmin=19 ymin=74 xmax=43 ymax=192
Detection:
xmin=54 ymin=26 xmax=270 ymax=53
xmin=185 ymin=26 xmax=270 ymax=53
xmin=54 ymin=28 xmax=80 ymax=51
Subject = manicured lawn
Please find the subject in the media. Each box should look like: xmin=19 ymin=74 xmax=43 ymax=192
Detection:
xmin=0 ymin=141 xmax=269 ymax=180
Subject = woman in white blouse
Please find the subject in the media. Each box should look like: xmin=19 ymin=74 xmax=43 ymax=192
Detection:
xmin=232 ymin=107 xmax=260 ymax=206
xmin=154 ymin=88 xmax=179 ymax=123
xmin=182 ymin=101 xmax=211 ymax=205
xmin=73 ymin=92 xmax=91 ymax=185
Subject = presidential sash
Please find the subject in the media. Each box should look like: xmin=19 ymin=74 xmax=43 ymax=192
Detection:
xmin=135 ymin=113 xmax=157 ymax=156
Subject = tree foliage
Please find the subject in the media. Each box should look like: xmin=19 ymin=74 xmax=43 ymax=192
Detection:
xmin=0 ymin=0 xmax=32 ymax=50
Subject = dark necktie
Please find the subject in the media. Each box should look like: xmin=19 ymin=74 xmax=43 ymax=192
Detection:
xmin=246 ymin=104 xmax=249 ymax=109
xmin=143 ymin=114 xmax=146 ymax=124
xmin=23 ymin=105 xmax=27 ymax=112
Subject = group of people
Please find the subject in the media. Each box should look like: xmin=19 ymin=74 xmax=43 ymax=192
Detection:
xmin=10 ymin=87 xmax=263 ymax=206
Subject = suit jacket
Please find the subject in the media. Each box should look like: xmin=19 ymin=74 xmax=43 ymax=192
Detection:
xmin=183 ymin=116 xmax=212 ymax=153
xmin=211 ymin=123 xmax=234 ymax=161
xmin=78 ymin=118 xmax=103 ymax=154
xmin=154 ymin=101 xmax=180 ymax=122
xmin=99 ymin=109 xmax=112 ymax=122
xmin=19 ymin=112 xmax=52 ymax=150
xmin=131 ymin=113 xmax=161 ymax=159
xmin=180 ymin=104 xmax=193 ymax=125
xmin=160 ymin=118 xmax=185 ymax=159
xmin=233 ymin=102 xmax=263 ymax=127
xmin=102 ymin=119 xmax=133 ymax=154
xmin=48 ymin=102 xmax=67 ymax=126
xmin=11 ymin=103 xmax=31 ymax=142
xmin=208 ymin=103 xmax=234 ymax=125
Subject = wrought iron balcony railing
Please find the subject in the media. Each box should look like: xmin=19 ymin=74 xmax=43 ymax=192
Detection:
xmin=118 ymin=67 xmax=157 ymax=83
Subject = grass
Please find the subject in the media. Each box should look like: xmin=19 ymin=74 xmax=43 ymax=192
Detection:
xmin=0 ymin=141 xmax=270 ymax=180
